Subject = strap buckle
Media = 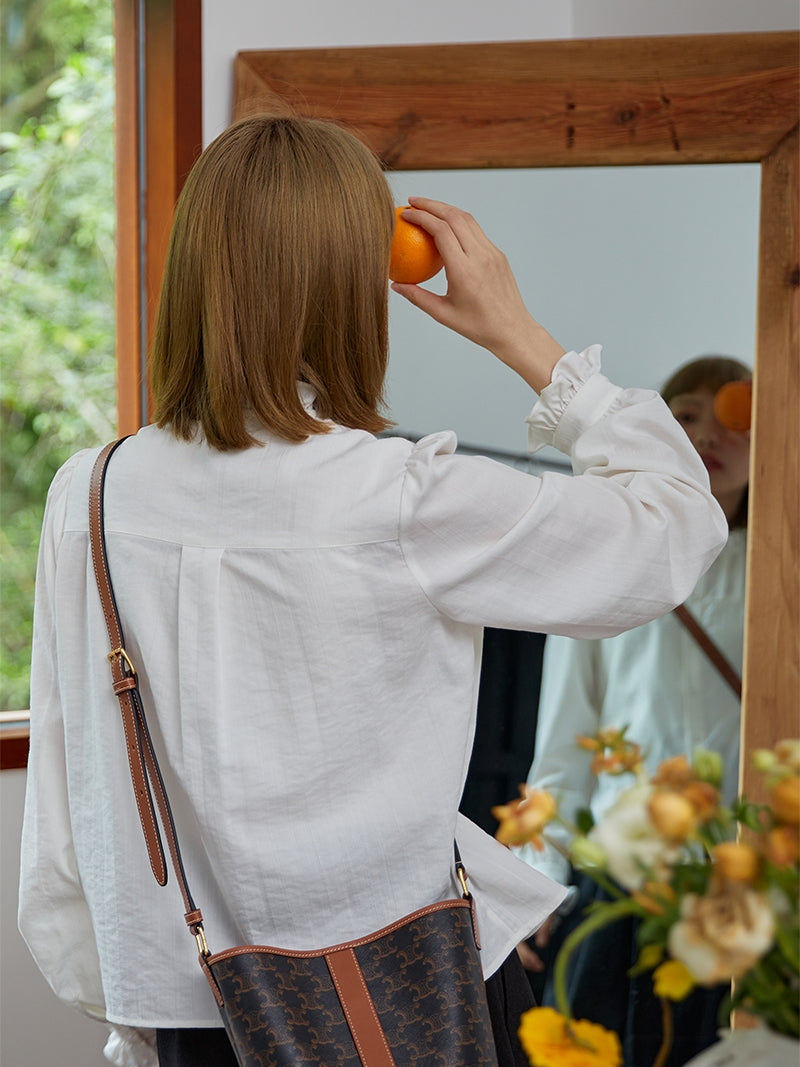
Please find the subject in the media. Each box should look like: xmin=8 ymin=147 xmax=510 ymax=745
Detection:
xmin=456 ymin=862 xmax=471 ymax=899
xmin=194 ymin=925 xmax=210 ymax=958
xmin=107 ymin=646 xmax=136 ymax=676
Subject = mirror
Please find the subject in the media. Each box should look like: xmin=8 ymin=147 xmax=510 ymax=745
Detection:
xmin=233 ymin=32 xmax=800 ymax=799
xmin=384 ymin=163 xmax=760 ymax=466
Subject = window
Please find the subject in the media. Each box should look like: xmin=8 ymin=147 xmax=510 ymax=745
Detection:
xmin=0 ymin=0 xmax=201 ymax=767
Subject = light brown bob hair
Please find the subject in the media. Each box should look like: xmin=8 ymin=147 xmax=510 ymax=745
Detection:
xmin=151 ymin=116 xmax=395 ymax=449
xmin=661 ymin=354 xmax=752 ymax=529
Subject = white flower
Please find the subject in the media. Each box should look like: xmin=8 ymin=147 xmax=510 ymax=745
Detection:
xmin=588 ymin=782 xmax=680 ymax=891
xmin=668 ymin=885 xmax=775 ymax=985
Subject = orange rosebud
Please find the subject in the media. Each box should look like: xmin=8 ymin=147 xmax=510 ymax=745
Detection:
xmin=763 ymin=824 xmax=800 ymax=867
xmin=682 ymin=781 xmax=720 ymax=823
xmin=591 ymin=753 xmax=619 ymax=775
xmin=492 ymin=787 xmax=557 ymax=848
xmin=652 ymin=755 xmax=693 ymax=788
xmin=647 ymin=790 xmax=696 ymax=842
xmin=771 ymin=776 xmax=800 ymax=825
xmin=711 ymin=842 xmax=760 ymax=884
xmin=576 ymin=734 xmax=598 ymax=751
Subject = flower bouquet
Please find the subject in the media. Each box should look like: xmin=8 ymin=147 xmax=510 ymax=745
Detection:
xmin=492 ymin=735 xmax=800 ymax=1067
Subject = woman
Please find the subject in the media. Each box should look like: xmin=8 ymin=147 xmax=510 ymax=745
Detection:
xmin=518 ymin=355 xmax=751 ymax=1066
xmin=19 ymin=117 xmax=727 ymax=1067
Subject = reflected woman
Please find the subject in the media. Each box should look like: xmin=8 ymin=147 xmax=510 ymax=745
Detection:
xmin=518 ymin=356 xmax=751 ymax=1067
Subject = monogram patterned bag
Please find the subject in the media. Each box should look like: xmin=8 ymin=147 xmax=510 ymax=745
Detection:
xmin=90 ymin=439 xmax=499 ymax=1066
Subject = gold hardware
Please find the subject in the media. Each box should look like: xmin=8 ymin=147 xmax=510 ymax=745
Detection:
xmin=456 ymin=864 xmax=470 ymax=899
xmin=194 ymin=926 xmax=210 ymax=957
xmin=107 ymin=647 xmax=136 ymax=675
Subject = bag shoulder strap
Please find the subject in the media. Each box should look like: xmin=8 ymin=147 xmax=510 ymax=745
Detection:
xmin=89 ymin=439 xmax=210 ymax=954
xmin=673 ymin=602 xmax=742 ymax=699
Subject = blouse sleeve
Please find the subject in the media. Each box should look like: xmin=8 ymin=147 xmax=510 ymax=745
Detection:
xmin=18 ymin=453 xmax=107 ymax=1020
xmin=398 ymin=347 xmax=728 ymax=637
xmin=515 ymin=635 xmax=601 ymax=884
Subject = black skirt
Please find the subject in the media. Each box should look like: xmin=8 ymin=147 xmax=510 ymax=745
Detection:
xmin=156 ymin=948 xmax=535 ymax=1067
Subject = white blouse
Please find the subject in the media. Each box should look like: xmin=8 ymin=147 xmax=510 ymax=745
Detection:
xmin=517 ymin=527 xmax=746 ymax=886
xmin=19 ymin=347 xmax=727 ymax=1032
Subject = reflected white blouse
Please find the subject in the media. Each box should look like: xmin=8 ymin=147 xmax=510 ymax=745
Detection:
xmin=518 ymin=527 xmax=746 ymax=887
xmin=19 ymin=347 xmax=727 ymax=1031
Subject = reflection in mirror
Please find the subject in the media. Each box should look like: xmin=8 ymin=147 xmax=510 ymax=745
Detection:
xmin=386 ymin=165 xmax=759 ymax=467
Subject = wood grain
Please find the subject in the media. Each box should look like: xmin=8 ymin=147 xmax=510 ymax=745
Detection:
xmin=742 ymin=123 xmax=800 ymax=801
xmin=114 ymin=0 xmax=203 ymax=437
xmin=235 ymin=34 xmax=799 ymax=168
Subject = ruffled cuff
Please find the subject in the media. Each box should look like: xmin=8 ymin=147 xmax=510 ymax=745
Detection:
xmin=524 ymin=344 xmax=618 ymax=455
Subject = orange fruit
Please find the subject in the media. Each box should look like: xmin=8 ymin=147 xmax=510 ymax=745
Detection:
xmin=388 ymin=206 xmax=444 ymax=284
xmin=714 ymin=379 xmax=752 ymax=432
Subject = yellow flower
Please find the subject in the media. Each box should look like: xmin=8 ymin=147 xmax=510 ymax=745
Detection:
xmin=492 ymin=786 xmax=557 ymax=848
xmin=647 ymin=790 xmax=697 ymax=843
xmin=681 ymin=780 xmax=720 ymax=822
xmin=653 ymin=959 xmax=695 ymax=1001
xmin=711 ymin=842 xmax=760 ymax=884
xmin=764 ymin=824 xmax=800 ymax=867
xmin=652 ymin=755 xmax=693 ymax=788
xmin=518 ymin=1007 xmax=622 ymax=1067
xmin=771 ymin=776 xmax=800 ymax=825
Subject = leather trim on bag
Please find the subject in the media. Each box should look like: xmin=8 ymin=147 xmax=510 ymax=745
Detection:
xmin=326 ymin=947 xmax=397 ymax=1067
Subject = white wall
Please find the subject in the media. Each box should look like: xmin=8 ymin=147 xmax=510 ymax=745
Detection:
xmin=1 ymin=770 xmax=109 ymax=1066
xmin=202 ymin=0 xmax=572 ymax=144
xmin=5 ymin=2 xmax=798 ymax=1064
xmin=572 ymin=0 xmax=800 ymax=37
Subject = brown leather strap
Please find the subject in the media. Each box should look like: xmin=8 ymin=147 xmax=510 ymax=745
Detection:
xmin=673 ymin=603 xmax=742 ymax=699
xmin=89 ymin=439 xmax=207 ymax=949
xmin=326 ymin=948 xmax=397 ymax=1067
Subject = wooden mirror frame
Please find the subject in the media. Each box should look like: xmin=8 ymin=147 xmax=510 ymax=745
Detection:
xmin=234 ymin=32 xmax=799 ymax=799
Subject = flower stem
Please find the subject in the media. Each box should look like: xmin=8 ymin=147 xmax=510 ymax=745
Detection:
xmin=553 ymin=898 xmax=643 ymax=1019
xmin=652 ymin=998 xmax=674 ymax=1067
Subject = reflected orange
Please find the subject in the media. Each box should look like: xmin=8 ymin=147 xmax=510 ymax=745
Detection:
xmin=714 ymin=380 xmax=752 ymax=432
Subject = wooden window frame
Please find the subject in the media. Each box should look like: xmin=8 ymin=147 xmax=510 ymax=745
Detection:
xmin=115 ymin=0 xmax=203 ymax=434
xmin=0 ymin=0 xmax=202 ymax=771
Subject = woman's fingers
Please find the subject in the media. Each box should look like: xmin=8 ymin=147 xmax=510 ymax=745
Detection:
xmin=392 ymin=199 xmax=526 ymax=345
xmin=516 ymin=940 xmax=546 ymax=973
xmin=391 ymin=198 xmax=566 ymax=392
xmin=403 ymin=196 xmax=485 ymax=252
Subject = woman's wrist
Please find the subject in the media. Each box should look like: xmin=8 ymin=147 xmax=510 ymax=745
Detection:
xmin=494 ymin=317 xmax=567 ymax=394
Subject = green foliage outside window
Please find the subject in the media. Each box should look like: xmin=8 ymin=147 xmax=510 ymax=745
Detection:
xmin=1 ymin=0 xmax=116 ymax=710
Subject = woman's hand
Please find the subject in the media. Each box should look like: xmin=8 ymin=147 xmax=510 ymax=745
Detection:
xmin=516 ymin=913 xmax=557 ymax=972
xmin=391 ymin=197 xmax=566 ymax=393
